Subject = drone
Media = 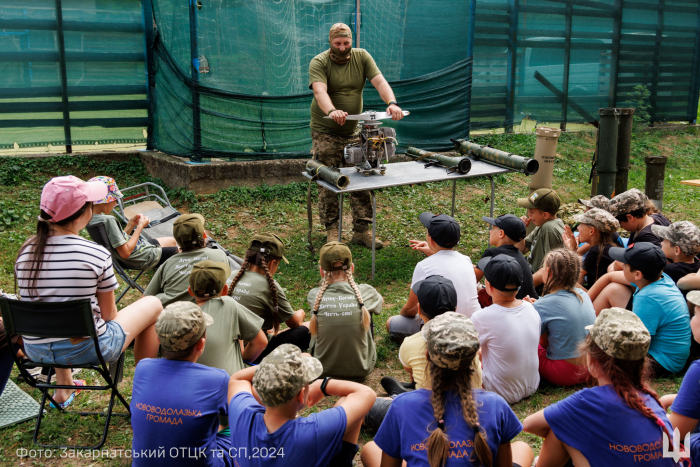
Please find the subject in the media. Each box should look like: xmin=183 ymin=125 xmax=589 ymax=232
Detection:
xmin=325 ymin=110 xmax=409 ymax=176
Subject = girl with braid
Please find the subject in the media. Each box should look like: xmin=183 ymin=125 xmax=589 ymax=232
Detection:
xmin=524 ymin=308 xmax=681 ymax=467
xmin=307 ymin=242 xmax=382 ymax=380
xmin=228 ymin=233 xmax=308 ymax=362
xmin=362 ymin=312 xmax=534 ymax=467
xmin=529 ymin=248 xmax=595 ymax=387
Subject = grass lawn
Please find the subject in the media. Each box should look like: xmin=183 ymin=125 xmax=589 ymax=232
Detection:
xmin=1 ymin=127 xmax=699 ymax=465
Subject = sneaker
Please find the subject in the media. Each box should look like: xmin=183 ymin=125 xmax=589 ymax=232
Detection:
xmin=350 ymin=230 xmax=384 ymax=249
xmin=380 ymin=376 xmax=412 ymax=397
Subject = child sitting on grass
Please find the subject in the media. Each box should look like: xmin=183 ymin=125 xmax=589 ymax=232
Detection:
xmin=228 ymin=233 xmax=308 ymax=361
xmin=562 ymin=208 xmax=620 ymax=288
xmin=472 ymin=254 xmax=541 ymax=403
xmin=530 ymin=248 xmax=595 ymax=387
xmin=516 ymin=188 xmax=565 ymax=274
xmin=188 ymin=260 xmax=267 ymax=375
xmin=228 ymin=344 xmax=376 ymax=467
xmin=524 ymin=308 xmax=680 ymax=467
xmin=307 ymin=241 xmax=383 ymax=381
xmin=88 ymin=176 xmax=178 ymax=270
xmin=361 ymin=312 xmax=534 ymax=467
xmin=608 ymin=188 xmax=669 ymax=250
xmin=588 ymin=242 xmax=690 ymax=377
xmin=652 ymin=221 xmax=700 ymax=293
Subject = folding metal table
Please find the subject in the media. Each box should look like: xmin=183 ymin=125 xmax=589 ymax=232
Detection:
xmin=304 ymin=159 xmax=515 ymax=280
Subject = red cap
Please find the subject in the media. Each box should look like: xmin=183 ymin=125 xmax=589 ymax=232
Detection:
xmin=40 ymin=175 xmax=107 ymax=222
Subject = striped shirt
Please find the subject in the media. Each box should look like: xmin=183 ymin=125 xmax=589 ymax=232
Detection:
xmin=15 ymin=234 xmax=119 ymax=344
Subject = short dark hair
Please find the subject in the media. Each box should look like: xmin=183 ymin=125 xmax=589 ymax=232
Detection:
xmin=616 ymin=208 xmax=645 ymax=223
xmin=628 ymin=266 xmax=663 ymax=283
xmin=160 ymin=332 xmax=205 ymax=360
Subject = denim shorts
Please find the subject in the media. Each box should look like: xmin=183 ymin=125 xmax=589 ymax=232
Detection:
xmin=24 ymin=320 xmax=127 ymax=366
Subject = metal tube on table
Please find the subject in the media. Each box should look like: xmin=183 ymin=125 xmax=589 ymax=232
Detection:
xmin=645 ymin=155 xmax=668 ymax=211
xmin=616 ymin=108 xmax=635 ymax=195
xmin=451 ymin=139 xmax=540 ymax=175
xmin=306 ymin=160 xmax=350 ymax=190
xmin=405 ymin=147 xmax=472 ymax=174
xmin=595 ymin=108 xmax=619 ymax=198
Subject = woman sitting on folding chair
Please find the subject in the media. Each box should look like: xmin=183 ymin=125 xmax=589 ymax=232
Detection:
xmin=14 ymin=176 xmax=163 ymax=409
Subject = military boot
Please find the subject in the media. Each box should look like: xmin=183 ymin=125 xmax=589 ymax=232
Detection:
xmin=351 ymin=230 xmax=384 ymax=249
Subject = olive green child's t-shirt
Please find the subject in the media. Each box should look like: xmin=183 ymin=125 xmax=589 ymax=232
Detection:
xmin=229 ymin=271 xmax=296 ymax=333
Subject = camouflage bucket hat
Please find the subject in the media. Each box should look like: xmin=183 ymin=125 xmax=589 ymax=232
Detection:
xmin=319 ymin=241 xmax=352 ymax=271
xmin=189 ymin=260 xmax=231 ymax=297
xmin=651 ymin=221 xmax=700 ymax=257
xmin=586 ymin=307 xmax=650 ymax=361
xmin=573 ymin=208 xmax=620 ymax=233
xmin=156 ymin=302 xmax=214 ymax=352
xmin=609 ymin=188 xmax=648 ymax=217
xmin=253 ymin=344 xmax=323 ymax=407
xmin=578 ymin=195 xmax=610 ymax=211
xmin=688 ymin=290 xmax=700 ymax=308
xmin=173 ymin=213 xmax=205 ymax=249
xmin=421 ymin=312 xmax=480 ymax=370
xmin=249 ymin=233 xmax=289 ymax=264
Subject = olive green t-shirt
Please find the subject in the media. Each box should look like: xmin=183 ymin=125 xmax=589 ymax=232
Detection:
xmin=525 ymin=218 xmax=566 ymax=272
xmin=88 ymin=213 xmax=161 ymax=270
xmin=307 ymin=282 xmax=382 ymax=381
xmin=197 ymin=296 xmax=264 ymax=376
xmin=308 ymin=48 xmax=382 ymax=137
xmin=144 ymin=248 xmax=232 ymax=307
xmin=229 ymin=271 xmax=296 ymax=333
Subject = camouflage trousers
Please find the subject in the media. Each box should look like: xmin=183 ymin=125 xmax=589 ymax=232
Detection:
xmin=311 ymin=131 xmax=373 ymax=232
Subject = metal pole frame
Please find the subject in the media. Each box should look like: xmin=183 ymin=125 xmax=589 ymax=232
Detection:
xmin=338 ymin=194 xmax=344 ymax=242
xmin=55 ymin=0 xmax=72 ymax=153
xmin=649 ymin=0 xmax=664 ymax=124
xmin=505 ymin=0 xmax=518 ymax=133
xmin=608 ymin=0 xmax=623 ymax=108
xmin=687 ymin=5 xmax=700 ymax=124
xmin=355 ymin=0 xmax=361 ymax=48
xmin=142 ymin=0 xmax=156 ymax=150
xmin=371 ymin=191 xmax=376 ymax=281
xmin=466 ymin=0 xmax=476 ymax=138
xmin=188 ymin=0 xmax=202 ymax=159
xmin=560 ymin=0 xmax=572 ymax=131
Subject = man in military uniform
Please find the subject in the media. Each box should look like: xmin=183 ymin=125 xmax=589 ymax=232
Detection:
xmin=310 ymin=23 xmax=405 ymax=248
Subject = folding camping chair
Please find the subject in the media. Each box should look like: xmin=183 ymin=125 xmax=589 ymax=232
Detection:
xmin=0 ymin=298 xmax=129 ymax=450
xmin=113 ymin=182 xmax=181 ymax=240
xmin=85 ymin=223 xmax=145 ymax=304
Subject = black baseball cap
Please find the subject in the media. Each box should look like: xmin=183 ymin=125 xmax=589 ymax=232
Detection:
xmin=419 ymin=212 xmax=460 ymax=248
xmin=412 ymin=275 xmax=458 ymax=318
xmin=482 ymin=214 xmax=527 ymax=243
xmin=477 ymin=254 xmax=523 ymax=292
xmin=608 ymin=242 xmax=667 ymax=278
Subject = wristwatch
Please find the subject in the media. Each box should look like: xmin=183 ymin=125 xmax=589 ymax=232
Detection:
xmin=320 ymin=377 xmax=332 ymax=396
xmin=387 ymin=100 xmax=398 ymax=106
xmin=327 ymin=108 xmax=337 ymax=116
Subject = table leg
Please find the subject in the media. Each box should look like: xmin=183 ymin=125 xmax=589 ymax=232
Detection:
xmin=371 ymin=190 xmax=376 ymax=281
xmin=338 ymin=193 xmax=344 ymax=242
xmin=489 ymin=175 xmax=495 ymax=217
xmin=451 ymin=179 xmax=457 ymax=217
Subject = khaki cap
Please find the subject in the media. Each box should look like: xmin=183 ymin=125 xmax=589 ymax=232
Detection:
xmin=156 ymin=302 xmax=214 ymax=352
xmin=173 ymin=213 xmax=205 ymax=249
xmin=249 ymin=233 xmax=288 ymax=264
xmin=585 ymin=307 xmax=650 ymax=361
xmin=253 ymin=344 xmax=323 ymax=407
xmin=319 ymin=241 xmax=352 ymax=271
xmin=517 ymin=188 xmax=561 ymax=213
xmin=189 ymin=260 xmax=231 ymax=297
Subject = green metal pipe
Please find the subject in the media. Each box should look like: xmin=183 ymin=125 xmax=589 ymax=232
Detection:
xmin=615 ymin=108 xmax=635 ymax=195
xmin=596 ymin=107 xmax=619 ymax=197
xmin=306 ymin=160 xmax=350 ymax=189
xmin=645 ymin=155 xmax=668 ymax=211
xmin=451 ymin=139 xmax=539 ymax=175
xmin=406 ymin=147 xmax=472 ymax=174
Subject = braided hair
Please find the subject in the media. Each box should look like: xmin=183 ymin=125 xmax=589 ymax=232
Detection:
xmin=228 ymin=243 xmax=281 ymax=335
xmin=582 ymin=335 xmax=685 ymax=461
xmin=427 ymin=359 xmax=492 ymax=467
xmin=542 ymin=248 xmax=583 ymax=303
xmin=309 ymin=261 xmax=371 ymax=337
xmin=592 ymin=230 xmax=617 ymax=284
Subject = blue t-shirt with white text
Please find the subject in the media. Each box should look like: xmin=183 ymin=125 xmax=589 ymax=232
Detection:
xmin=374 ymin=389 xmax=521 ymax=466
xmin=544 ymin=385 xmax=676 ymax=466
xmin=671 ymin=359 xmax=700 ymax=465
xmin=632 ymin=273 xmax=690 ymax=373
xmin=131 ymin=359 xmax=230 ymax=466
xmin=228 ymin=392 xmax=347 ymax=467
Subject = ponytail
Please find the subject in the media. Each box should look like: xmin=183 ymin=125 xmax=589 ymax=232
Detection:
xmin=346 ymin=268 xmax=371 ymax=332
xmin=427 ymin=360 xmax=492 ymax=467
xmin=310 ymin=263 xmax=370 ymax=337
xmin=310 ymin=272 xmax=332 ymax=336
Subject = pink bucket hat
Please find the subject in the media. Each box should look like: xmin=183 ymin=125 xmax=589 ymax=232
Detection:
xmin=40 ymin=175 xmax=107 ymax=222
xmin=87 ymin=176 xmax=123 ymax=204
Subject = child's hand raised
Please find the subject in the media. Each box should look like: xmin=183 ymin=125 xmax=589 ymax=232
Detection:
xmin=520 ymin=215 xmax=531 ymax=228
xmin=409 ymin=239 xmax=432 ymax=256
xmin=562 ymin=225 xmax=577 ymax=252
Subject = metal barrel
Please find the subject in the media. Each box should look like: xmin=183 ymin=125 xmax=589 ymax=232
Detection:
xmin=406 ymin=147 xmax=472 ymax=174
xmin=305 ymin=160 xmax=350 ymax=189
xmin=616 ymin=108 xmax=635 ymax=195
xmin=645 ymin=155 xmax=668 ymax=211
xmin=529 ymin=127 xmax=561 ymax=193
xmin=595 ymin=107 xmax=619 ymax=198
xmin=452 ymin=139 xmax=539 ymax=175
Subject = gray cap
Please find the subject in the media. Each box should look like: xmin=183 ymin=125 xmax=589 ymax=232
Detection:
xmin=578 ymin=195 xmax=610 ymax=211
xmin=252 ymin=344 xmax=323 ymax=407
xmin=573 ymin=208 xmax=620 ymax=234
xmin=687 ymin=290 xmax=700 ymax=308
xmin=586 ymin=307 xmax=651 ymax=361
xmin=156 ymin=302 xmax=214 ymax=352
xmin=651 ymin=221 xmax=700 ymax=257
xmin=609 ymin=189 xmax=648 ymax=217
xmin=422 ymin=312 xmax=480 ymax=370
